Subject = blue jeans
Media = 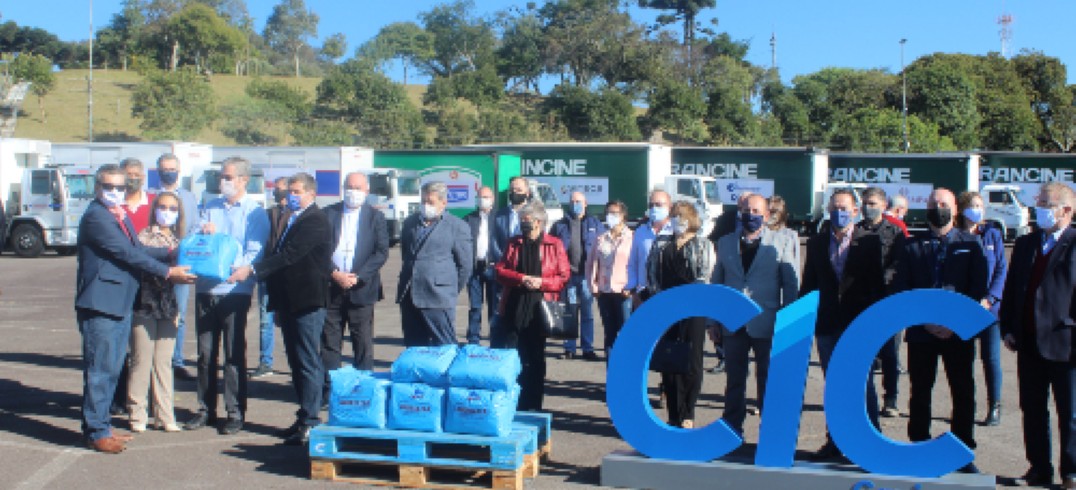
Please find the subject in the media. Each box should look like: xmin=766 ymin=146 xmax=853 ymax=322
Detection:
xmin=278 ymin=308 xmax=326 ymax=426
xmin=596 ymin=292 xmax=631 ymax=356
xmin=979 ymin=322 xmax=1002 ymax=404
xmin=562 ymin=274 xmax=595 ymax=353
xmin=258 ymin=282 xmax=275 ymax=367
xmin=171 ymin=283 xmax=190 ymax=367
xmin=816 ymin=333 xmax=880 ymax=429
xmin=79 ymin=309 xmax=131 ymax=441
xmin=466 ymin=265 xmax=497 ymax=345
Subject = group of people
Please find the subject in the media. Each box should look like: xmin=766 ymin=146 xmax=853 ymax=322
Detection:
xmin=73 ymin=155 xmax=1076 ymax=487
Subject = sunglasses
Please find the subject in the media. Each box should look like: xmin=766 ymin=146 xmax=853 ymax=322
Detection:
xmin=101 ymin=183 xmax=124 ymax=191
xmin=156 ymin=205 xmax=179 ymax=211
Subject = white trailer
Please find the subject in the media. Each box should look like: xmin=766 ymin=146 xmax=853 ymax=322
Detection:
xmin=51 ymin=141 xmax=213 ymax=192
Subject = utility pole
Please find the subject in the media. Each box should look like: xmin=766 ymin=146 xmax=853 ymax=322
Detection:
xmin=900 ymin=38 xmax=908 ymax=153
xmin=88 ymin=0 xmax=94 ymax=142
xmin=770 ymin=31 xmax=777 ymax=70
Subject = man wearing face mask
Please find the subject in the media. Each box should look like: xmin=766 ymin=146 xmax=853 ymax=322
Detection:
xmin=490 ymin=177 xmax=531 ymax=338
xmin=626 ymin=190 xmax=674 ymax=308
xmin=550 ymin=191 xmax=603 ymax=360
xmin=1000 ymin=183 xmax=1076 ymax=488
xmin=120 ymin=158 xmax=155 ymax=233
xmin=155 ymin=154 xmax=201 ymax=382
xmin=711 ymin=193 xmax=800 ymax=437
xmin=182 ymin=157 xmax=269 ymax=436
xmin=464 ymin=186 xmax=501 ymax=345
xmin=802 ymin=190 xmax=887 ymax=461
xmin=856 ymin=187 xmax=906 ymax=418
xmin=892 ymin=188 xmax=988 ymax=474
xmin=250 ymin=177 xmax=292 ymax=379
xmin=76 ymin=164 xmax=195 ymax=453
xmin=397 ymin=182 xmax=474 ymax=347
xmin=709 ymin=191 xmax=754 ymax=246
xmin=321 ymin=172 xmax=388 ymax=390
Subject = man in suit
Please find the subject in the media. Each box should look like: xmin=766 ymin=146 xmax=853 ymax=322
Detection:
xmin=321 ymin=172 xmax=389 ymax=381
xmin=708 ymin=191 xmax=753 ymax=246
xmin=397 ymin=181 xmax=474 ymax=347
xmin=550 ymin=191 xmax=603 ymax=360
xmin=464 ymin=186 xmax=500 ymax=345
xmin=711 ymin=193 xmax=800 ymax=436
xmin=488 ymin=176 xmax=530 ymax=341
xmin=251 ymin=177 xmax=291 ymax=379
xmin=802 ymin=189 xmax=887 ymax=461
xmin=235 ymin=172 xmax=332 ymax=445
xmin=156 ymin=153 xmax=201 ymax=382
xmin=892 ymin=187 xmax=988 ymax=474
xmin=1000 ymin=182 xmax=1076 ymax=487
xmin=76 ymin=164 xmax=195 ymax=453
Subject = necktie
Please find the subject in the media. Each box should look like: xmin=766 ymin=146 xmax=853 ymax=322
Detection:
xmin=110 ymin=207 xmax=132 ymax=241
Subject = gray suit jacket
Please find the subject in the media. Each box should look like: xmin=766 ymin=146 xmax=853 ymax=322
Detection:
xmin=711 ymin=227 xmax=800 ymax=338
xmin=396 ymin=212 xmax=474 ymax=309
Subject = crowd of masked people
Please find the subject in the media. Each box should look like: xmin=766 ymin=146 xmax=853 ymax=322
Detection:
xmin=74 ymin=154 xmax=1076 ymax=486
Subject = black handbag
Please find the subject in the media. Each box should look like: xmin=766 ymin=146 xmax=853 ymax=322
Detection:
xmin=649 ymin=339 xmax=692 ymax=374
xmin=539 ymin=300 xmax=579 ymax=339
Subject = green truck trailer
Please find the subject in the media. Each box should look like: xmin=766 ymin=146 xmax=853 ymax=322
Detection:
xmin=373 ymin=149 xmax=522 ymax=220
xmin=671 ymin=147 xmax=830 ymax=233
xmin=979 ymin=152 xmax=1076 ymax=206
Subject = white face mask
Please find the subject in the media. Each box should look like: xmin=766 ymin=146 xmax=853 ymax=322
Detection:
xmin=220 ymin=179 xmax=238 ymax=199
xmin=102 ymin=189 xmax=125 ymax=208
xmin=673 ymin=217 xmax=690 ymax=235
xmin=479 ymin=197 xmax=494 ymax=210
xmin=155 ymin=208 xmax=179 ymax=227
xmin=422 ymin=204 xmax=442 ymax=220
xmin=345 ymin=190 xmax=366 ymax=209
xmin=606 ymin=214 xmax=622 ymax=228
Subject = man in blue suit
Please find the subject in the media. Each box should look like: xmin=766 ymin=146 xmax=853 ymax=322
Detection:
xmin=488 ymin=176 xmax=531 ymax=342
xmin=464 ymin=186 xmax=501 ymax=345
xmin=550 ymin=191 xmax=603 ymax=360
xmin=397 ymin=181 xmax=474 ymax=346
xmin=75 ymin=164 xmax=195 ymax=453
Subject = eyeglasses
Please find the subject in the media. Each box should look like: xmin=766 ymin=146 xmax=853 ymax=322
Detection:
xmin=156 ymin=205 xmax=179 ymax=211
xmin=648 ymin=203 xmax=665 ymax=208
xmin=101 ymin=183 xmax=124 ymax=191
xmin=220 ymin=175 xmax=237 ymax=181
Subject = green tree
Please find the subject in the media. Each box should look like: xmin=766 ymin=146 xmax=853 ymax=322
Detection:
xmin=263 ymin=0 xmax=319 ymax=77
xmin=220 ymin=98 xmax=290 ymax=145
xmin=290 ymin=119 xmax=355 ymax=146
xmin=637 ymin=0 xmax=715 ymax=68
xmin=245 ymin=78 xmax=311 ymax=120
xmin=356 ymin=22 xmax=431 ymax=85
xmin=319 ymin=33 xmax=346 ymax=62
xmin=417 ymin=0 xmax=496 ymax=78
xmin=314 ymin=60 xmax=427 ymax=148
xmin=761 ymin=72 xmax=810 ymax=145
xmin=164 ymin=3 xmax=246 ymax=73
xmin=11 ymin=53 xmax=56 ymax=123
xmin=702 ymin=56 xmax=758 ymax=145
xmin=539 ymin=0 xmax=640 ymax=87
xmin=545 ymin=84 xmax=641 ymax=141
xmin=830 ymin=107 xmax=953 ymax=152
xmin=495 ymin=7 xmax=545 ymax=93
xmin=905 ymin=61 xmax=980 ymax=149
xmin=644 ymin=79 xmax=707 ymax=143
xmin=1013 ymin=51 xmax=1076 ymax=152
xmin=98 ymin=0 xmax=147 ymax=71
xmin=131 ymin=67 xmax=217 ymax=139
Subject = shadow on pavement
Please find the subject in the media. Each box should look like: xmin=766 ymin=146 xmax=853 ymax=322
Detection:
xmin=226 ymin=442 xmax=310 ymax=480
xmin=0 ymin=378 xmax=84 ymax=447
xmin=0 ymin=352 xmax=83 ymax=371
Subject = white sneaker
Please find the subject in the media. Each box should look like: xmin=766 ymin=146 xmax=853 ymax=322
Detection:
xmin=130 ymin=422 xmax=147 ymax=433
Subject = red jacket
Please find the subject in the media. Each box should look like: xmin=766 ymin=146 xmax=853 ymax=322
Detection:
xmin=495 ymin=234 xmax=570 ymax=314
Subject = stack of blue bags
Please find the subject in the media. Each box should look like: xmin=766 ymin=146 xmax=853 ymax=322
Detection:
xmin=326 ymin=344 xmax=523 ymax=437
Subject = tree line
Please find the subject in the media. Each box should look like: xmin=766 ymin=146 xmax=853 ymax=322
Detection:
xmin=2 ymin=0 xmax=1074 ymax=151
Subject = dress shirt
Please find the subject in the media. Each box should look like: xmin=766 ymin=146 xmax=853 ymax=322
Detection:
xmin=196 ymin=195 xmax=270 ymax=296
xmin=510 ymin=208 xmax=520 ymax=237
xmin=829 ymin=229 xmax=853 ymax=278
xmin=625 ymin=220 xmax=672 ymax=292
xmin=477 ymin=210 xmax=490 ymax=261
xmin=332 ymin=205 xmax=362 ymax=272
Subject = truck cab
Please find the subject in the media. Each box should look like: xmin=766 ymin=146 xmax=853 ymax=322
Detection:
xmin=530 ymin=180 xmax=563 ymax=231
xmin=980 ymin=184 xmax=1030 ymax=241
xmin=368 ymin=168 xmax=421 ymax=244
xmin=7 ymin=165 xmax=97 ymax=257
xmin=665 ymin=175 xmax=721 ymax=237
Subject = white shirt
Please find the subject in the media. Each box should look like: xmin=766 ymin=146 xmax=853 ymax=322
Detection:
xmin=477 ymin=210 xmax=490 ymax=261
xmin=332 ymin=205 xmax=362 ymax=272
xmin=510 ymin=208 xmax=521 ymax=237
xmin=1044 ymin=227 xmax=1065 ymax=255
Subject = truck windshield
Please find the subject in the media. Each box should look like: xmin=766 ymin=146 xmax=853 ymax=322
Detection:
xmin=397 ymin=177 xmax=420 ymax=196
xmin=703 ymin=181 xmax=721 ymax=204
xmin=535 ymin=184 xmax=559 ymax=207
xmin=369 ymin=175 xmax=391 ymax=197
xmin=66 ymin=174 xmax=96 ymax=199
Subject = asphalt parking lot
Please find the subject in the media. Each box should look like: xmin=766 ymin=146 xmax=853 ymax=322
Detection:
xmin=0 ymin=244 xmax=1037 ymax=489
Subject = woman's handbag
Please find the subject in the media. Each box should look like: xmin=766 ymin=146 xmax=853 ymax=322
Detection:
xmin=539 ymin=300 xmax=579 ymax=339
xmin=649 ymin=339 xmax=692 ymax=374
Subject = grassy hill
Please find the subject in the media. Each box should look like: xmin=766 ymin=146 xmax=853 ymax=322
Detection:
xmin=12 ymin=69 xmax=428 ymax=145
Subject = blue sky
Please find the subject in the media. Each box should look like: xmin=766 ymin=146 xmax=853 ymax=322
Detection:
xmin=4 ymin=0 xmax=1074 ymax=85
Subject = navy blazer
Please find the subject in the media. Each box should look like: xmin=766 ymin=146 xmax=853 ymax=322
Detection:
xmin=491 ymin=206 xmax=517 ymax=266
xmin=465 ymin=208 xmax=501 ymax=267
xmin=893 ymin=228 xmax=989 ymax=343
xmin=323 ymin=202 xmax=390 ymax=306
xmin=396 ymin=212 xmax=474 ymax=309
xmin=255 ymin=204 xmax=333 ymax=314
xmin=549 ymin=214 xmax=603 ymax=274
xmin=799 ymin=227 xmax=887 ymax=336
xmin=999 ymin=227 xmax=1076 ymax=362
xmin=978 ymin=223 xmax=1008 ymax=316
xmin=75 ymin=199 xmax=170 ymax=318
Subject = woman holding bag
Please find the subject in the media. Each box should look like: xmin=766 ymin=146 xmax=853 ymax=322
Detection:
xmin=127 ymin=191 xmax=185 ymax=432
xmin=645 ymin=201 xmax=715 ymax=429
xmin=494 ymin=202 xmax=570 ymax=410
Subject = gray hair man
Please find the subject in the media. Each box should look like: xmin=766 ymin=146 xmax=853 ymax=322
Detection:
xmin=550 ymin=190 xmax=603 ymax=360
xmin=396 ymin=181 xmax=474 ymax=346
xmin=464 ymin=186 xmax=499 ymax=344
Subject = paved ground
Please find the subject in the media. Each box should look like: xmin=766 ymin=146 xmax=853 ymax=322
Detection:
xmin=0 ymin=244 xmax=1043 ymax=489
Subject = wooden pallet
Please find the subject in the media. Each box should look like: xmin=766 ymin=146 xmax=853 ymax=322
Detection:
xmin=309 ymin=424 xmax=535 ymax=470
xmin=310 ymin=458 xmax=525 ymax=490
xmin=513 ymin=411 xmax=552 ymax=460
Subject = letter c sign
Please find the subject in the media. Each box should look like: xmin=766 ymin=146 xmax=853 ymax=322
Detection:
xmin=606 ymin=285 xmax=995 ymax=479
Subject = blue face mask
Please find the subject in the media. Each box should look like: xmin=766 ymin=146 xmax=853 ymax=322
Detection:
xmin=571 ymin=202 xmax=585 ymax=217
xmin=287 ymin=194 xmax=302 ymax=212
xmin=741 ymin=212 xmax=764 ymax=233
xmin=1036 ymin=206 xmax=1058 ymax=230
xmin=649 ymin=206 xmax=669 ymax=223
xmin=159 ymin=170 xmax=179 ymax=186
xmin=962 ymin=208 xmax=983 ymax=225
xmin=830 ymin=209 xmax=853 ymax=230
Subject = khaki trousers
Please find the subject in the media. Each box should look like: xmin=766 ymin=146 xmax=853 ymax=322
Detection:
xmin=127 ymin=314 xmax=178 ymax=426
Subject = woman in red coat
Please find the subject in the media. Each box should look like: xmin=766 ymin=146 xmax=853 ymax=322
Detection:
xmin=495 ymin=202 xmax=571 ymax=410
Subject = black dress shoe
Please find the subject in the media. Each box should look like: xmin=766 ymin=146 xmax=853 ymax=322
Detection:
xmin=276 ymin=421 xmax=302 ymax=438
xmin=958 ymin=463 xmax=980 ymax=474
xmin=284 ymin=425 xmax=312 ymax=446
xmin=174 ymin=366 xmax=196 ymax=382
xmin=1013 ymin=467 xmax=1053 ymax=486
xmin=183 ymin=412 xmax=216 ymax=431
xmin=581 ymin=351 xmax=600 ymax=361
xmin=219 ymin=417 xmax=243 ymax=435
xmin=983 ymin=403 xmax=1001 ymax=426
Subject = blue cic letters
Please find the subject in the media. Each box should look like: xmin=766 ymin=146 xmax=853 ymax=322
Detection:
xmin=606 ymin=286 xmax=995 ymax=479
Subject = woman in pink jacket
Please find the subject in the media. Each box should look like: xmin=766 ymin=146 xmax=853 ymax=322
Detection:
xmin=585 ymin=200 xmax=634 ymax=362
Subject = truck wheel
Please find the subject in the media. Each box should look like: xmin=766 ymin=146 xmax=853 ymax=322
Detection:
xmin=12 ymin=224 xmax=44 ymax=258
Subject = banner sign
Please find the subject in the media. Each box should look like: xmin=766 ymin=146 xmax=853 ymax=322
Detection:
xmin=419 ymin=166 xmax=482 ymax=210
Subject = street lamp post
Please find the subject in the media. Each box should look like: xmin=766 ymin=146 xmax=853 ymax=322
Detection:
xmin=900 ymin=38 xmax=908 ymax=153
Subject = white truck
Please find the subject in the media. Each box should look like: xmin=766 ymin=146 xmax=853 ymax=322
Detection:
xmin=51 ymin=141 xmax=213 ymax=192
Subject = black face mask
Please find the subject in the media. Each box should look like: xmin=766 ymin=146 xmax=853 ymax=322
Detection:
xmin=926 ymin=207 xmax=952 ymax=228
xmin=509 ymin=192 xmax=527 ymax=206
xmin=273 ymin=189 xmax=288 ymax=204
xmin=520 ymin=221 xmax=536 ymax=235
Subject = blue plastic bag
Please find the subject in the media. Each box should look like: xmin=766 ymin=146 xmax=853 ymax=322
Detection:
xmin=388 ymin=383 xmax=446 ymax=433
xmin=177 ymin=233 xmax=241 ymax=281
xmin=328 ymin=367 xmax=391 ymax=429
xmin=445 ymin=385 xmax=521 ymax=437
xmin=447 ymin=345 xmax=522 ymax=391
xmin=391 ymin=345 xmax=459 ymax=387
